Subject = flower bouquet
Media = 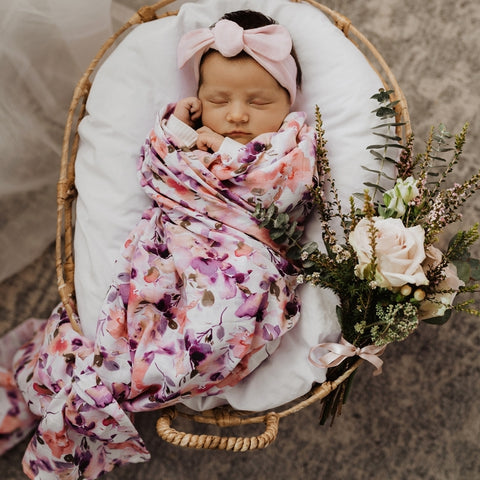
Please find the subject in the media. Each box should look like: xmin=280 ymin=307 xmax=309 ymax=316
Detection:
xmin=255 ymin=89 xmax=480 ymax=423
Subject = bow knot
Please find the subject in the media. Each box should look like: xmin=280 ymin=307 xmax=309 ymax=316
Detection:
xmin=177 ymin=19 xmax=297 ymax=104
xmin=309 ymin=336 xmax=387 ymax=376
xmin=212 ymin=20 xmax=244 ymax=57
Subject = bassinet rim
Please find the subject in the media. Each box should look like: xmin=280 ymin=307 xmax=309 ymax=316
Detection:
xmin=56 ymin=0 xmax=409 ymax=451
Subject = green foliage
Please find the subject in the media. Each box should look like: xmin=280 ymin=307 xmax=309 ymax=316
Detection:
xmin=361 ymin=89 xmax=407 ymax=204
xmin=253 ymin=202 xmax=305 ymax=252
xmin=252 ymin=89 xmax=480 ymax=424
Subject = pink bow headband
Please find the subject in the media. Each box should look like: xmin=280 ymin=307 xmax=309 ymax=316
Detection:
xmin=177 ymin=19 xmax=298 ymax=104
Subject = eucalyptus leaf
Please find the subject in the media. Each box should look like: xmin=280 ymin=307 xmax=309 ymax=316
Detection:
xmin=372 ymin=121 xmax=406 ymax=129
xmin=364 ymin=182 xmax=386 ymax=192
xmin=466 ymin=258 xmax=480 ymax=278
xmin=372 ymin=132 xmax=402 ymax=141
xmin=286 ymin=222 xmax=298 ymax=237
xmin=360 ymin=166 xmax=395 ymax=180
xmin=353 ymin=192 xmax=366 ymax=200
xmin=265 ymin=203 xmax=276 ymax=220
xmin=384 ymin=156 xmax=400 ymax=164
xmin=287 ymin=246 xmax=301 ymax=259
xmin=273 ymin=212 xmax=289 ymax=228
xmin=361 ymin=166 xmax=383 ymax=174
xmin=374 ymin=107 xmax=396 ymax=118
xmin=369 ymin=150 xmax=387 ymax=160
xmin=387 ymin=100 xmax=400 ymax=108
xmin=336 ymin=305 xmax=344 ymax=327
xmin=270 ymin=229 xmax=286 ymax=241
xmin=303 ymin=241 xmax=319 ymax=254
xmin=367 ymin=143 xmax=407 ymax=149
xmin=371 ymin=90 xmax=393 ymax=102
xmin=453 ymin=261 xmax=471 ymax=283
xmin=291 ymin=230 xmax=303 ymax=241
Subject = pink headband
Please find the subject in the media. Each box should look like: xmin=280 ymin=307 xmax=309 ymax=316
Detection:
xmin=177 ymin=19 xmax=298 ymax=104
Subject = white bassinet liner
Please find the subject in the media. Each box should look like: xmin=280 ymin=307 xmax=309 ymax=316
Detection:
xmin=74 ymin=0 xmax=387 ymax=412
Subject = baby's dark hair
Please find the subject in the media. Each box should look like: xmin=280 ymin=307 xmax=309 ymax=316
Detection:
xmin=205 ymin=9 xmax=302 ymax=89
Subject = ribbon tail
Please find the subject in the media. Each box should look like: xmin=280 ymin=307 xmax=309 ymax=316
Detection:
xmin=359 ymin=352 xmax=384 ymax=376
xmin=309 ymin=350 xmax=349 ymax=369
xmin=309 ymin=342 xmax=356 ymax=369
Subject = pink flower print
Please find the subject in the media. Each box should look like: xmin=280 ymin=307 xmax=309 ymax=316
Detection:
xmin=0 ymin=369 xmax=15 ymax=389
xmin=170 ymin=305 xmax=188 ymax=334
xmin=247 ymin=164 xmax=282 ymax=192
xmin=40 ymin=428 xmax=74 ymax=459
xmin=131 ymin=359 xmax=151 ymax=395
xmin=234 ymin=241 xmax=254 ymax=257
xmin=105 ymin=306 xmax=127 ymax=340
xmin=150 ymin=133 xmax=168 ymax=159
xmin=281 ymin=149 xmax=313 ymax=194
xmin=227 ymin=328 xmax=254 ymax=359
xmin=144 ymin=266 xmax=160 ymax=283
xmin=50 ymin=335 xmax=69 ymax=354
xmin=165 ymin=176 xmax=189 ymax=196
xmin=32 ymin=383 xmax=54 ymax=396
xmin=0 ymin=412 xmax=19 ymax=435
xmin=282 ymin=117 xmax=301 ymax=131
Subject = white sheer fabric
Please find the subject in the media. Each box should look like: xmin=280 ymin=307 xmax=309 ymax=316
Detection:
xmin=0 ymin=0 xmax=113 ymax=281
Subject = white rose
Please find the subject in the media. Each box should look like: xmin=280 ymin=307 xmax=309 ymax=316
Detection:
xmin=349 ymin=217 xmax=428 ymax=289
xmin=418 ymin=246 xmax=465 ymax=320
xmin=383 ymin=176 xmax=419 ymax=217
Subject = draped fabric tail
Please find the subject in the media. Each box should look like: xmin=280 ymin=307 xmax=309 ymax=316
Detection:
xmin=0 ymin=319 xmax=44 ymax=455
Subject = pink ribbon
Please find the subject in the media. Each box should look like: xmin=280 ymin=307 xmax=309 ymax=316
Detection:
xmin=309 ymin=337 xmax=387 ymax=376
xmin=177 ymin=19 xmax=298 ymax=104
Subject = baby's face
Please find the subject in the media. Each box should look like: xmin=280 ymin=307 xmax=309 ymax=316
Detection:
xmin=198 ymin=52 xmax=290 ymax=144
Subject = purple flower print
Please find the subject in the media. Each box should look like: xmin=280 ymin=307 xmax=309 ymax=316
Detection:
xmin=235 ymin=292 xmax=268 ymax=320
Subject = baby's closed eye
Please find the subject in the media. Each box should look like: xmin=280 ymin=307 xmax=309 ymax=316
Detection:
xmin=207 ymin=96 xmax=229 ymax=105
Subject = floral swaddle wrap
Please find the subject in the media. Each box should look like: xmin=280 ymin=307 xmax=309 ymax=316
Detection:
xmin=0 ymin=107 xmax=316 ymax=479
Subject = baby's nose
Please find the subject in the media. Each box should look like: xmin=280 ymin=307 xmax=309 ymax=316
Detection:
xmin=227 ymin=103 xmax=248 ymax=122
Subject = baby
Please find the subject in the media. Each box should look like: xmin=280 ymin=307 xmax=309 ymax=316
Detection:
xmin=163 ymin=9 xmax=305 ymax=154
xmin=125 ymin=8 xmax=318 ymax=406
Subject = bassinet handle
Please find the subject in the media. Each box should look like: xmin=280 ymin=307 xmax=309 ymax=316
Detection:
xmin=156 ymin=408 xmax=279 ymax=451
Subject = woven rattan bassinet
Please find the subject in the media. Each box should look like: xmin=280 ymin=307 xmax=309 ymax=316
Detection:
xmin=56 ymin=0 xmax=411 ymax=451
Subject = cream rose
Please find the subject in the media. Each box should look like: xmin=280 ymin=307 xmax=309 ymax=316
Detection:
xmin=418 ymin=246 xmax=465 ymax=320
xmin=349 ymin=217 xmax=428 ymax=289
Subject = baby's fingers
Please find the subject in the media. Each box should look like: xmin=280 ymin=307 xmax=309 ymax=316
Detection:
xmin=196 ymin=136 xmax=209 ymax=152
xmin=189 ymin=99 xmax=202 ymax=120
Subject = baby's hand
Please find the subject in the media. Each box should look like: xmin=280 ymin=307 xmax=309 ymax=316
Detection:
xmin=196 ymin=126 xmax=225 ymax=152
xmin=173 ymin=97 xmax=202 ymax=127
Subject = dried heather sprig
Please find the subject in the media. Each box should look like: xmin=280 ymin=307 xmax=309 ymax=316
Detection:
xmin=396 ymin=133 xmax=416 ymax=179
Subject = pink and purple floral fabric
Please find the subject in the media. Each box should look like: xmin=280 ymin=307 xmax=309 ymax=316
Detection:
xmin=0 ymin=108 xmax=316 ymax=479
